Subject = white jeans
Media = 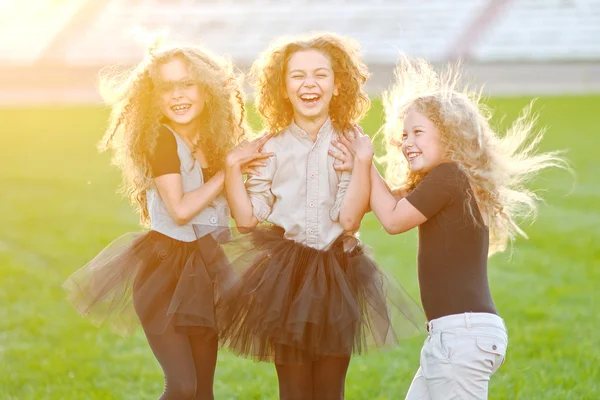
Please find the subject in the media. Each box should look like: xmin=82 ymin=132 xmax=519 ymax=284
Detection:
xmin=405 ymin=312 xmax=508 ymax=400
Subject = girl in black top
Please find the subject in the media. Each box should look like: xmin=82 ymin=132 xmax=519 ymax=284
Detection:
xmin=331 ymin=55 xmax=566 ymax=399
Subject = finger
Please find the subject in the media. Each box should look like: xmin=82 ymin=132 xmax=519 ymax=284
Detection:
xmin=244 ymin=168 xmax=260 ymax=176
xmin=343 ymin=129 xmax=356 ymax=142
xmin=251 ymin=152 xmax=274 ymax=160
xmin=354 ymin=124 xmax=365 ymax=136
xmin=328 ymin=148 xmax=346 ymax=160
xmin=332 ymin=140 xmax=349 ymax=153
xmin=246 ymin=161 xmax=267 ymax=168
xmin=339 ymin=133 xmax=353 ymax=149
xmin=254 ymin=132 xmax=273 ymax=148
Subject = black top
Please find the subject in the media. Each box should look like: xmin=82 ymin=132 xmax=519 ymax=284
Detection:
xmin=405 ymin=162 xmax=497 ymax=321
xmin=149 ymin=126 xmax=209 ymax=179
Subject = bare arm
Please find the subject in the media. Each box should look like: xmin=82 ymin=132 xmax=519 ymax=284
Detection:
xmin=369 ymin=166 xmax=427 ymax=234
xmin=225 ymin=164 xmax=259 ymax=230
xmin=224 ymin=134 xmax=274 ymax=231
xmin=334 ymin=128 xmax=374 ymax=231
xmin=338 ymin=156 xmax=372 ymax=231
xmin=154 ymin=171 xmax=225 ymax=226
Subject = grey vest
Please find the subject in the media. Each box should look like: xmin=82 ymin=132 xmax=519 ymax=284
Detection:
xmin=147 ymin=125 xmax=231 ymax=242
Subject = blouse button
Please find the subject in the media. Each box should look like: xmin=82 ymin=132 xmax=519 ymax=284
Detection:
xmin=310 ymin=173 xmax=316 ymax=179
xmin=210 ymin=216 xmax=218 ymax=225
xmin=309 ymin=202 xmax=315 ymax=207
xmin=308 ymin=229 xmax=314 ymax=235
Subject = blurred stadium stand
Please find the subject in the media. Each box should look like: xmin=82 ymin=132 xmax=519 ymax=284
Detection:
xmin=1 ymin=0 xmax=599 ymax=104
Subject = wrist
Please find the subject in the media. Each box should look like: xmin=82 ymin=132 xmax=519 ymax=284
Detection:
xmin=224 ymin=163 xmax=242 ymax=174
xmin=225 ymin=154 xmax=240 ymax=168
xmin=354 ymin=153 xmax=374 ymax=164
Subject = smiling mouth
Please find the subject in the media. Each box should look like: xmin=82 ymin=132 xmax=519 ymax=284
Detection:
xmin=171 ymin=104 xmax=191 ymax=114
xmin=407 ymin=152 xmax=421 ymax=161
xmin=299 ymin=93 xmax=321 ymax=105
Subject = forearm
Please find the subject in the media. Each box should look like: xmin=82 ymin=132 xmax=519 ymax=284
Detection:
xmin=171 ymin=171 xmax=224 ymax=225
xmin=369 ymin=166 xmax=402 ymax=233
xmin=224 ymin=165 xmax=258 ymax=229
xmin=339 ymin=158 xmax=371 ymax=231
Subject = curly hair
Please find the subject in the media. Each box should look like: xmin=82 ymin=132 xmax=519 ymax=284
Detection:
xmin=381 ymin=55 xmax=567 ymax=255
xmin=98 ymin=42 xmax=248 ymax=227
xmin=249 ymin=32 xmax=370 ymax=134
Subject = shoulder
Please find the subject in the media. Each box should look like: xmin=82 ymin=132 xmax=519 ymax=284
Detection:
xmin=149 ymin=125 xmax=181 ymax=177
xmin=427 ymin=162 xmax=467 ymax=183
xmin=262 ymin=129 xmax=289 ymax=152
xmin=422 ymin=162 xmax=471 ymax=200
xmin=154 ymin=125 xmax=179 ymax=152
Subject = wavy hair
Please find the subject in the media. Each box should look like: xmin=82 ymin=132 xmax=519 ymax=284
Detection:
xmin=249 ymin=32 xmax=370 ymax=133
xmin=381 ymin=55 xmax=568 ymax=255
xmin=98 ymin=42 xmax=247 ymax=226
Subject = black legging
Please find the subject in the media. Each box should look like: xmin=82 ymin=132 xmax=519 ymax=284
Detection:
xmin=140 ymin=318 xmax=218 ymax=400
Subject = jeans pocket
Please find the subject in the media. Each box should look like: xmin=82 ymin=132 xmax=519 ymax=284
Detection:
xmin=476 ymin=335 xmax=507 ymax=374
xmin=439 ymin=332 xmax=453 ymax=361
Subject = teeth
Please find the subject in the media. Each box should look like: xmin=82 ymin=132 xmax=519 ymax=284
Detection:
xmin=408 ymin=153 xmax=421 ymax=160
xmin=300 ymin=94 xmax=319 ymax=100
xmin=172 ymin=104 xmax=191 ymax=111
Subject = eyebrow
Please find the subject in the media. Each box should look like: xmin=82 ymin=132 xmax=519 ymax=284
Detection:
xmin=402 ymin=125 xmax=426 ymax=133
xmin=288 ymin=67 xmax=331 ymax=74
xmin=158 ymin=78 xmax=193 ymax=84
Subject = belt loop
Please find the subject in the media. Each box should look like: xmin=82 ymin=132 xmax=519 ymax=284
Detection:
xmin=465 ymin=312 xmax=472 ymax=329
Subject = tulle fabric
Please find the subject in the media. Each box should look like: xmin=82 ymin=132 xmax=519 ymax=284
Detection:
xmin=63 ymin=230 xmax=235 ymax=337
xmin=205 ymin=225 xmax=425 ymax=363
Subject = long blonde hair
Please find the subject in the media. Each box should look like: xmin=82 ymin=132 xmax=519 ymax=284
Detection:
xmin=98 ymin=43 xmax=247 ymax=226
xmin=381 ymin=55 xmax=567 ymax=255
xmin=249 ymin=32 xmax=370 ymax=134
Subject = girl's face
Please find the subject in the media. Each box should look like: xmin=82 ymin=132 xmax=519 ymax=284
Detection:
xmin=284 ymin=49 xmax=339 ymax=123
xmin=401 ymin=108 xmax=446 ymax=173
xmin=157 ymin=56 xmax=207 ymax=129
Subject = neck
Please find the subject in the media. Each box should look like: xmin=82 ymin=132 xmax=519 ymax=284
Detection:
xmin=293 ymin=113 xmax=329 ymax=141
xmin=167 ymin=119 xmax=200 ymax=143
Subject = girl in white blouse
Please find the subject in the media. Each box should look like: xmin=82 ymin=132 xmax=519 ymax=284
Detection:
xmin=219 ymin=33 xmax=424 ymax=399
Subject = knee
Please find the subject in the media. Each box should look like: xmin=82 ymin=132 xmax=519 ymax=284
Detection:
xmin=166 ymin=379 xmax=197 ymax=399
xmin=279 ymin=381 xmax=313 ymax=400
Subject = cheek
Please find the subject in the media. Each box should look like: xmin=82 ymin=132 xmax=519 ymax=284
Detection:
xmin=159 ymin=93 xmax=171 ymax=112
xmin=285 ymin=80 xmax=301 ymax=97
xmin=322 ymin=78 xmax=336 ymax=95
xmin=188 ymin=87 xmax=203 ymax=103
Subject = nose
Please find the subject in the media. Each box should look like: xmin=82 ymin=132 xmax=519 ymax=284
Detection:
xmin=172 ymin=90 xmax=183 ymax=100
xmin=303 ymin=76 xmax=316 ymax=88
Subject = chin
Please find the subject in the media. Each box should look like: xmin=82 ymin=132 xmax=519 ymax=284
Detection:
xmin=299 ymin=108 xmax=328 ymax=121
xmin=169 ymin=113 xmax=200 ymax=126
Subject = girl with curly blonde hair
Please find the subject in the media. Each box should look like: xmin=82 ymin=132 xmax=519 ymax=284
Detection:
xmin=218 ymin=33 xmax=423 ymax=399
xmin=63 ymin=42 xmax=267 ymax=399
xmin=332 ymin=55 xmax=566 ymax=399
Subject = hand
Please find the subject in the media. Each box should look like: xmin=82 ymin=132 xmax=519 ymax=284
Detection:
xmin=241 ymin=158 xmax=268 ymax=176
xmin=339 ymin=125 xmax=374 ymax=162
xmin=226 ymin=133 xmax=273 ymax=169
xmin=329 ymin=137 xmax=354 ymax=172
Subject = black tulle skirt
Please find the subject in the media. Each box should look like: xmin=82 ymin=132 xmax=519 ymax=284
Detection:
xmin=63 ymin=230 xmax=235 ymax=337
xmin=211 ymin=225 xmax=425 ymax=363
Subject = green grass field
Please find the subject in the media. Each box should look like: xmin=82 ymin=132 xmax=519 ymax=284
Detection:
xmin=0 ymin=95 xmax=598 ymax=399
